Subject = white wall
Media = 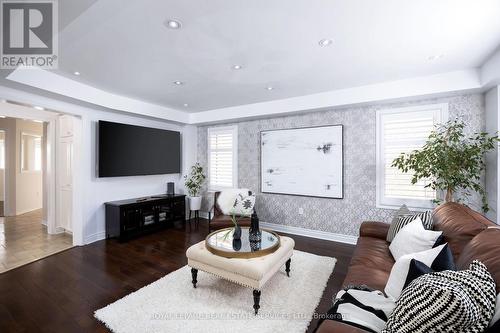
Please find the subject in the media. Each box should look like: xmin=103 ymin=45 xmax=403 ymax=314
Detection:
xmin=485 ymin=86 xmax=499 ymax=222
xmin=0 ymin=118 xmax=16 ymax=215
xmin=81 ymin=112 xmax=196 ymax=244
xmin=15 ymin=119 xmax=43 ymax=215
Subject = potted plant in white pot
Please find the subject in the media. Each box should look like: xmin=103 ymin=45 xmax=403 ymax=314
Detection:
xmin=184 ymin=163 xmax=206 ymax=211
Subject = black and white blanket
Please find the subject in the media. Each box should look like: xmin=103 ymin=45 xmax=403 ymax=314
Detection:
xmin=319 ymin=286 xmax=396 ymax=333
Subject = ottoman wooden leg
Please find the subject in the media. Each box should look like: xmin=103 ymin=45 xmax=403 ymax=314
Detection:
xmin=253 ymin=290 xmax=261 ymax=315
xmin=191 ymin=268 xmax=198 ymax=288
xmin=285 ymin=258 xmax=291 ymax=277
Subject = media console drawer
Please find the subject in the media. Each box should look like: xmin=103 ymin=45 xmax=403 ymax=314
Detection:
xmin=105 ymin=194 xmax=186 ymax=241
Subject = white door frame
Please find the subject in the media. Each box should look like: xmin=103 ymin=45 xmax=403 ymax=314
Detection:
xmin=0 ymin=102 xmax=58 ymax=235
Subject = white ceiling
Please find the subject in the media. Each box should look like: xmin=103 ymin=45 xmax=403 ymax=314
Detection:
xmin=19 ymin=0 xmax=500 ymax=113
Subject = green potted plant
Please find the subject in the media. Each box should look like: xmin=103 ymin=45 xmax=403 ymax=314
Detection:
xmin=392 ymin=119 xmax=499 ymax=212
xmin=184 ymin=163 xmax=206 ymax=211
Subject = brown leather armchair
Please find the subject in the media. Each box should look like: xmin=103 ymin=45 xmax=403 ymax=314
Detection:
xmin=208 ymin=191 xmax=252 ymax=233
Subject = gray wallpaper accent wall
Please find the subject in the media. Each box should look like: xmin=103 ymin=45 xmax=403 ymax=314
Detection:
xmin=198 ymin=94 xmax=485 ymax=237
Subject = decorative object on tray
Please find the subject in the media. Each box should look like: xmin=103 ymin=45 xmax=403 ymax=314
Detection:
xmin=184 ymin=162 xmax=206 ymax=210
xmin=261 ymin=125 xmax=343 ymax=198
xmin=392 ymin=119 xmax=499 ymax=212
xmin=205 ymin=227 xmax=280 ymax=259
xmin=230 ymin=213 xmax=242 ymax=241
xmin=249 ymin=210 xmax=261 ymax=242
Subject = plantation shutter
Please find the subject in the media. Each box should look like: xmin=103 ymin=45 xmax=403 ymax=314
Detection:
xmin=208 ymin=126 xmax=237 ymax=189
xmin=377 ymin=105 xmax=447 ymax=208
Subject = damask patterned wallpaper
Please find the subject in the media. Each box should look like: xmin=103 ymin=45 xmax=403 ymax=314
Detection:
xmin=197 ymin=94 xmax=485 ymax=236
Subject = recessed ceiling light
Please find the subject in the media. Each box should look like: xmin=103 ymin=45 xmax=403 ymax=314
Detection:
xmin=165 ymin=19 xmax=181 ymax=29
xmin=427 ymin=54 xmax=445 ymax=61
xmin=173 ymin=81 xmax=184 ymax=85
xmin=33 ymin=106 xmax=44 ymax=110
xmin=183 ymin=103 xmax=189 ymax=107
xmin=73 ymin=71 xmax=80 ymax=76
xmin=232 ymin=64 xmax=243 ymax=70
xmin=266 ymin=86 xmax=274 ymax=91
xmin=33 ymin=120 xmax=44 ymax=123
xmin=318 ymin=39 xmax=333 ymax=47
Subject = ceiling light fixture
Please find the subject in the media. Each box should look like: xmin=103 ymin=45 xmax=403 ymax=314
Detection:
xmin=266 ymin=86 xmax=274 ymax=91
xmin=73 ymin=71 xmax=81 ymax=76
xmin=166 ymin=19 xmax=182 ymax=29
xmin=173 ymin=81 xmax=184 ymax=85
xmin=33 ymin=106 xmax=44 ymax=110
xmin=318 ymin=39 xmax=333 ymax=47
xmin=0 ymin=116 xmax=5 ymax=118
xmin=232 ymin=64 xmax=243 ymax=70
xmin=33 ymin=120 xmax=44 ymax=123
xmin=427 ymin=54 xmax=444 ymax=61
xmin=183 ymin=103 xmax=189 ymax=107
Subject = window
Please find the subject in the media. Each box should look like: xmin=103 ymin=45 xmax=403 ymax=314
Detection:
xmin=0 ymin=132 xmax=4 ymax=169
xmin=208 ymin=126 xmax=238 ymax=190
xmin=376 ymin=104 xmax=448 ymax=209
xmin=21 ymin=133 xmax=43 ymax=172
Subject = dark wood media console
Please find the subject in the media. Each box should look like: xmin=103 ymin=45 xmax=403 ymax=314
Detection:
xmin=105 ymin=194 xmax=186 ymax=241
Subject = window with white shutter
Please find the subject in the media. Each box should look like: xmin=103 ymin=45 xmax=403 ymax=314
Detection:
xmin=376 ymin=104 xmax=448 ymax=209
xmin=208 ymin=126 xmax=238 ymax=190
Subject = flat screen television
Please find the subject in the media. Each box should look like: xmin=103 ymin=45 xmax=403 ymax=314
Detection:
xmin=98 ymin=121 xmax=181 ymax=177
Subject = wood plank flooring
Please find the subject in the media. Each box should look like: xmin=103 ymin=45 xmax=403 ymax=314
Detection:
xmin=0 ymin=220 xmax=354 ymax=333
xmin=0 ymin=210 xmax=73 ymax=273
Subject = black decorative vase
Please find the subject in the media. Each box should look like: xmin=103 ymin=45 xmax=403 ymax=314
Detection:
xmin=249 ymin=211 xmax=261 ymax=242
xmin=233 ymin=224 xmax=242 ymax=241
xmin=232 ymin=238 xmax=242 ymax=251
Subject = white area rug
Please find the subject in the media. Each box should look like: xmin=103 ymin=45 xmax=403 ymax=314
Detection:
xmin=95 ymin=250 xmax=336 ymax=333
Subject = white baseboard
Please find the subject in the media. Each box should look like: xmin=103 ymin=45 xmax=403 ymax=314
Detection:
xmin=260 ymin=222 xmax=358 ymax=245
xmin=85 ymin=231 xmax=106 ymax=244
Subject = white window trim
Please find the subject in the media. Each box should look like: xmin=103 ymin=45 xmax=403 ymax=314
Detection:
xmin=207 ymin=125 xmax=238 ymax=191
xmin=376 ymin=103 xmax=449 ymax=210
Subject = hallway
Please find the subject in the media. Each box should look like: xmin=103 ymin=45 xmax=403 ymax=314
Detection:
xmin=0 ymin=210 xmax=72 ymax=273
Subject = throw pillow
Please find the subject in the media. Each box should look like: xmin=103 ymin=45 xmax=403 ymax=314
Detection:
xmin=386 ymin=210 xmax=433 ymax=242
xmin=229 ymin=193 xmax=256 ymax=216
xmin=485 ymin=293 xmax=500 ymax=331
xmin=386 ymin=204 xmax=411 ymax=242
xmin=383 ymin=260 xmax=496 ymax=333
xmin=216 ymin=188 xmax=250 ymax=215
xmin=403 ymin=245 xmax=456 ymax=290
xmin=384 ymin=244 xmax=452 ymax=300
xmin=389 ymin=217 xmax=442 ymax=260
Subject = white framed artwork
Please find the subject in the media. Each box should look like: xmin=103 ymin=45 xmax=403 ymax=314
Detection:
xmin=260 ymin=125 xmax=343 ymax=198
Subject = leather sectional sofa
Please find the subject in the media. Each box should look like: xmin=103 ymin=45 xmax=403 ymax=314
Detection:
xmin=316 ymin=202 xmax=500 ymax=333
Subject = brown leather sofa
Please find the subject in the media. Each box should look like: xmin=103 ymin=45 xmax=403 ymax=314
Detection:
xmin=316 ymin=202 xmax=500 ymax=333
xmin=207 ymin=191 xmax=251 ymax=232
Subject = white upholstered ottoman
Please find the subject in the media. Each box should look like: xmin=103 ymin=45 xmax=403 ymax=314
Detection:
xmin=186 ymin=236 xmax=295 ymax=314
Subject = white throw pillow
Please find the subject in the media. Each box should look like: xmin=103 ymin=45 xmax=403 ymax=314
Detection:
xmin=229 ymin=193 xmax=256 ymax=216
xmin=389 ymin=217 xmax=442 ymax=261
xmin=216 ymin=188 xmax=249 ymax=215
xmin=385 ymin=244 xmax=446 ymax=300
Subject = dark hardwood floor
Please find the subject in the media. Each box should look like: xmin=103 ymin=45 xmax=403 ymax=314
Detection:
xmin=0 ymin=219 xmax=355 ymax=333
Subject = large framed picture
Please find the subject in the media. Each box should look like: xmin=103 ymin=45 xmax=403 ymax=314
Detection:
xmin=260 ymin=125 xmax=343 ymax=198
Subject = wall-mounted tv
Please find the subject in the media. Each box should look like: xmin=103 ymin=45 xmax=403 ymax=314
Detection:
xmin=98 ymin=121 xmax=181 ymax=177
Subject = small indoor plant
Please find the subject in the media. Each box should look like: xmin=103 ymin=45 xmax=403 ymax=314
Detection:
xmin=184 ymin=163 xmax=206 ymax=210
xmin=392 ymin=119 xmax=499 ymax=212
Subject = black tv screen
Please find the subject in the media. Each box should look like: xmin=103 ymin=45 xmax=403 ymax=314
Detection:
xmin=98 ymin=121 xmax=181 ymax=177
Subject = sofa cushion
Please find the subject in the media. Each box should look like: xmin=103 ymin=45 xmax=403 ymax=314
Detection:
xmin=389 ymin=218 xmax=442 ymax=260
xmin=216 ymin=188 xmax=250 ymax=215
xmin=386 ymin=210 xmax=433 ymax=242
xmin=344 ymin=237 xmax=394 ymax=291
xmin=383 ymin=260 xmax=496 ymax=333
xmin=385 ymin=244 xmax=448 ymax=300
xmin=433 ymin=202 xmax=494 ymax=259
xmin=456 ymin=227 xmax=500 ymax=293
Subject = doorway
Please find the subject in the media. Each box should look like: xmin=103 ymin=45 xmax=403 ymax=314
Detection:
xmin=0 ymin=110 xmax=76 ymax=273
